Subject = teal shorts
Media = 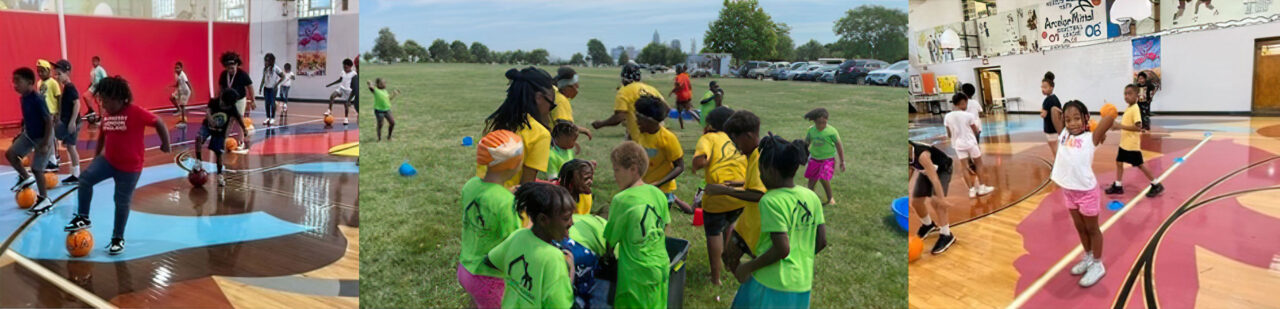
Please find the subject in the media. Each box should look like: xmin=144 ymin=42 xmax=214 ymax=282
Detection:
xmin=730 ymin=277 xmax=811 ymax=309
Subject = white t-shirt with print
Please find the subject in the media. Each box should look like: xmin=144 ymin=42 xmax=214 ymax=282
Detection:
xmin=943 ymin=110 xmax=979 ymax=151
xmin=262 ymin=65 xmax=283 ymax=88
xmin=1050 ymin=131 xmax=1097 ymax=191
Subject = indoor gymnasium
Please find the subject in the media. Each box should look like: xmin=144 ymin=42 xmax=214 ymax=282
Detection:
xmin=0 ymin=0 xmax=359 ymax=307
xmin=906 ymin=0 xmax=1280 ymax=307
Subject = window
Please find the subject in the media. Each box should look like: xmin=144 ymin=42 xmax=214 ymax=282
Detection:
xmin=218 ymin=0 xmax=246 ymax=22
xmin=963 ymin=0 xmax=996 ymax=21
xmin=153 ymin=0 xmax=175 ymax=18
xmin=298 ymin=0 xmax=333 ymax=18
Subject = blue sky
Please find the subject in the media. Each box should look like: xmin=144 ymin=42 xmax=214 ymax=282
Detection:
xmin=359 ymin=0 xmax=907 ymax=60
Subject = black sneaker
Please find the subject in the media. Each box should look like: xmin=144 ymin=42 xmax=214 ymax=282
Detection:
xmin=26 ymin=196 xmax=52 ymax=215
xmin=10 ymin=175 xmax=35 ymax=192
xmin=61 ymin=175 xmax=79 ymax=184
xmin=931 ymin=233 xmax=956 ymax=254
xmin=1105 ymin=183 xmax=1124 ymax=195
xmin=107 ymin=238 xmax=125 ymax=255
xmin=1145 ymin=183 xmax=1164 ymax=198
xmin=46 ymin=161 xmax=59 ymax=170
xmin=64 ymin=215 xmax=92 ymax=231
xmin=916 ymin=222 xmax=938 ymax=239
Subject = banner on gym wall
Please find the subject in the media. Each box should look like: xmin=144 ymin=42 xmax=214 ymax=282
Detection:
xmin=1132 ymin=36 xmax=1160 ymax=78
xmin=1162 ymin=0 xmax=1278 ymax=29
xmin=297 ymin=16 xmax=328 ymax=76
xmin=912 ymin=22 xmax=971 ymax=65
xmin=976 ymin=7 xmax=1041 ymax=56
xmin=1036 ymin=0 xmax=1109 ymax=50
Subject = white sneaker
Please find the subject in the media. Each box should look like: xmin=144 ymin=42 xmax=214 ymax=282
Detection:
xmin=263 ymin=119 xmax=270 ymax=126
xmin=1079 ymin=262 xmax=1106 ymax=287
xmin=344 ymin=118 xmax=349 ymax=125
xmin=1070 ymin=255 xmax=1094 ymax=275
xmin=969 ymin=187 xmax=977 ymax=198
xmin=977 ymin=185 xmax=994 ymax=196
xmin=324 ymin=109 xmax=331 ymax=115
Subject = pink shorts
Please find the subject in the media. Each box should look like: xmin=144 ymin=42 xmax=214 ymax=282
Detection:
xmin=805 ymin=157 xmax=835 ymax=181
xmin=457 ymin=263 xmax=505 ymax=308
xmin=1060 ymin=186 xmax=1102 ymax=216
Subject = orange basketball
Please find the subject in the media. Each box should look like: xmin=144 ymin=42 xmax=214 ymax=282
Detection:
xmin=1089 ymin=119 xmax=1099 ymax=131
xmin=67 ymin=229 xmax=93 ymax=258
xmin=44 ymin=172 xmax=58 ymax=189
xmin=323 ymin=115 xmax=335 ymax=125
xmin=1100 ymin=103 xmax=1119 ymax=118
xmin=243 ymin=116 xmax=252 ymax=125
xmin=16 ymin=187 xmax=36 ymax=209
xmin=225 ymin=138 xmax=239 ymax=151
xmin=909 ymin=236 xmax=923 ymax=262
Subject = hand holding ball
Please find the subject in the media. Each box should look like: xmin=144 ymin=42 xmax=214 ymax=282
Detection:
xmin=1100 ymin=103 xmax=1119 ymax=119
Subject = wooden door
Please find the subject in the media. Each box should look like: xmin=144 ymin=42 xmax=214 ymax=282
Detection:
xmin=1253 ymin=38 xmax=1280 ymax=114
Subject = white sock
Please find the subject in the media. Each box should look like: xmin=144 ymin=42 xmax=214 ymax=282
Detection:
xmin=921 ymin=216 xmax=934 ymax=226
xmin=940 ymin=225 xmax=951 ymax=235
xmin=1114 ymin=181 xmax=1121 ymax=186
xmin=71 ymin=165 xmax=80 ymax=177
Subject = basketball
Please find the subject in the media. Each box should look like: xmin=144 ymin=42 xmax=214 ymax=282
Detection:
xmin=243 ymin=116 xmax=252 ymax=125
xmin=44 ymin=172 xmax=58 ymax=189
xmin=188 ymin=169 xmax=209 ymax=187
xmin=909 ymin=235 xmax=923 ymax=262
xmin=16 ymin=187 xmax=36 ymax=209
xmin=225 ymin=137 xmax=239 ymax=151
xmin=67 ymin=229 xmax=93 ymax=258
xmin=1100 ymin=103 xmax=1119 ymax=118
xmin=1089 ymin=119 xmax=1098 ymax=131
xmin=324 ymin=115 xmax=335 ymax=125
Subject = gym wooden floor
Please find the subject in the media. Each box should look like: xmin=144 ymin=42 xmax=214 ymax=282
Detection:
xmin=0 ymin=103 xmax=358 ymax=308
xmin=908 ymin=113 xmax=1280 ymax=308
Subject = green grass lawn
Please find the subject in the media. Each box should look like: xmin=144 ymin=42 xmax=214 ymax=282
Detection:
xmin=358 ymin=63 xmax=907 ymax=308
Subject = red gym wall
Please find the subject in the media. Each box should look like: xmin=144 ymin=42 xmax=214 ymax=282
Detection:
xmin=0 ymin=10 xmax=248 ymax=126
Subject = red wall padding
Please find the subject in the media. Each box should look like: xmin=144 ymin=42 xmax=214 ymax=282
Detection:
xmin=213 ymin=23 xmax=251 ymax=99
xmin=0 ymin=12 xmax=250 ymax=126
xmin=0 ymin=11 xmax=62 ymax=125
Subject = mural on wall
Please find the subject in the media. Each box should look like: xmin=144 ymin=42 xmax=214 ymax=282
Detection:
xmin=1163 ymin=0 xmax=1278 ymax=28
xmin=977 ymin=7 xmax=1042 ymax=56
xmin=1132 ymin=36 xmax=1160 ymax=79
xmin=912 ymin=22 xmax=970 ymax=65
xmin=297 ymin=16 xmax=328 ymax=76
xmin=1037 ymin=0 xmax=1110 ymax=50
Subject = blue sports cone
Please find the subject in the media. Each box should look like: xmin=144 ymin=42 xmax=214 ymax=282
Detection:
xmin=462 ymin=136 xmax=474 ymax=146
xmin=399 ymin=161 xmax=418 ymax=176
xmin=1108 ymin=200 xmax=1124 ymax=211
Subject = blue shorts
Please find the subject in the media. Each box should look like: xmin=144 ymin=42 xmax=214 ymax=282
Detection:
xmin=199 ymin=125 xmax=227 ymax=152
xmin=731 ymin=277 xmax=811 ymax=309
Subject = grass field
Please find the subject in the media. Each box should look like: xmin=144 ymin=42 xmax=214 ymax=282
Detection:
xmin=358 ymin=63 xmax=908 ymax=308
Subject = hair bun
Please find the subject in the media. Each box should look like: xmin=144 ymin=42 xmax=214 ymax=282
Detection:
xmin=1044 ymin=71 xmax=1055 ymax=81
xmin=505 ymin=68 xmax=521 ymax=81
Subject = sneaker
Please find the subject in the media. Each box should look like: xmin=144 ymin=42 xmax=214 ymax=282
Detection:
xmin=977 ymin=185 xmax=994 ymax=196
xmin=324 ymin=109 xmax=331 ymax=115
xmin=46 ymin=161 xmax=59 ymax=170
xmin=232 ymin=148 xmax=249 ymax=155
xmin=282 ymin=104 xmax=288 ymax=112
xmin=61 ymin=175 xmax=79 ymax=184
xmin=1145 ymin=183 xmax=1164 ymax=198
xmin=916 ymin=222 xmax=938 ymax=239
xmin=107 ymin=238 xmax=125 ymax=255
xmin=26 ymin=196 xmax=52 ymax=215
xmin=1079 ymin=262 xmax=1106 ymax=287
xmin=931 ymin=233 xmax=956 ymax=254
xmin=11 ymin=175 xmax=35 ymax=192
xmin=64 ymin=215 xmax=92 ymax=231
xmin=218 ymin=174 xmax=226 ymax=187
xmin=1105 ymin=183 xmax=1124 ymax=195
xmin=969 ymin=187 xmax=977 ymax=198
xmin=263 ymin=118 xmax=270 ymax=126
xmin=1070 ymin=255 xmax=1094 ymax=275
xmin=344 ymin=118 xmax=349 ymax=125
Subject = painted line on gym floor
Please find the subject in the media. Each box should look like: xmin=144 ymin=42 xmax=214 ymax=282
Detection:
xmin=1006 ymin=134 xmax=1213 ymax=309
xmin=3 ymin=250 xmax=115 ymax=308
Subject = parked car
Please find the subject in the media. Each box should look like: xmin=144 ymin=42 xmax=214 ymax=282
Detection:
xmin=764 ymin=62 xmax=791 ymax=79
xmin=774 ymin=62 xmax=809 ymax=80
xmin=788 ymin=64 xmax=822 ymax=81
xmin=797 ymin=64 xmax=835 ymax=81
xmin=835 ymin=59 xmax=890 ymax=84
xmin=865 ymin=60 xmax=909 ymax=87
xmin=649 ymin=64 xmax=669 ymax=74
xmin=737 ymin=61 xmax=771 ymax=78
xmin=690 ymin=67 xmax=713 ymax=78
xmin=818 ymin=68 xmax=840 ymax=83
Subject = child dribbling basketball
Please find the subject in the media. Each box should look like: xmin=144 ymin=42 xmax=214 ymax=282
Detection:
xmin=63 ymin=76 xmax=172 ymax=255
xmin=802 ymin=108 xmax=846 ymax=205
xmin=195 ymin=92 xmax=250 ymax=187
xmin=1050 ymin=100 xmax=1118 ymax=287
xmin=457 ymin=130 xmax=525 ymax=309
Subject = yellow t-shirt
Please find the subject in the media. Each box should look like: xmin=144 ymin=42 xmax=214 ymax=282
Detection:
xmin=1120 ymin=104 xmax=1141 ymax=151
xmin=42 ymin=78 xmax=61 ymax=116
xmin=695 ymin=132 xmax=749 ymax=213
xmin=614 ymin=82 xmax=664 ymax=140
xmin=550 ymin=90 xmax=574 ymax=123
xmin=476 ymin=115 xmax=551 ymax=189
xmin=635 ymin=126 xmax=683 ymax=193
xmin=736 ymin=149 xmax=768 ymax=252
xmin=576 ymin=193 xmax=593 ymax=215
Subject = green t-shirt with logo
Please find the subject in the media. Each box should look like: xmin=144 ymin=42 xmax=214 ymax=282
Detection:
xmin=458 ymin=177 xmax=521 ymax=278
xmin=753 ymin=186 xmax=826 ymax=292
xmin=805 ymin=126 xmax=841 ymax=160
xmin=545 ymin=145 xmax=574 ymax=180
xmin=570 ymin=214 xmax=608 ymax=255
xmin=603 ymin=184 xmax=671 ymax=308
xmin=699 ymin=90 xmax=717 ymax=128
xmin=485 ymin=228 xmax=574 ymax=308
xmin=372 ymin=87 xmax=391 ymax=111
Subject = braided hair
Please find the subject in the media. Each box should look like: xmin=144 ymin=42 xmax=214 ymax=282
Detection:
xmin=1062 ymin=100 xmax=1090 ymax=131
xmin=557 ymin=159 xmax=594 ymax=194
xmin=515 ymin=182 xmax=575 ymax=223
xmin=758 ymin=133 xmax=809 ymax=180
xmin=486 ymin=67 xmax=553 ymax=133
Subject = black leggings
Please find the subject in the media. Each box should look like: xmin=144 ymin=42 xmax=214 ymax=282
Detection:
xmin=375 ymin=110 xmax=394 ymax=139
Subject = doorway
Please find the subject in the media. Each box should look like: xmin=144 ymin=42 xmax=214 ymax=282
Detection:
xmin=1253 ymin=37 xmax=1280 ymax=114
xmin=975 ymin=66 xmax=1005 ymax=113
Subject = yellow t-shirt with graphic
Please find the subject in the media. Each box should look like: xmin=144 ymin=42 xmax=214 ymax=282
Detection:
xmin=550 ymin=90 xmax=574 ymax=123
xmin=42 ymin=78 xmax=61 ymax=116
xmin=635 ymin=126 xmax=682 ymax=193
xmin=1120 ymin=103 xmax=1141 ymax=151
xmin=614 ymin=82 xmax=664 ymax=140
xmin=695 ymin=132 xmax=749 ymax=213
xmin=736 ymin=149 xmax=768 ymax=252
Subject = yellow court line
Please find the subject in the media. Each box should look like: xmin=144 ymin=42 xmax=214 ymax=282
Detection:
xmin=3 ymin=250 xmax=116 ymax=309
xmin=1006 ymin=134 xmax=1214 ymax=309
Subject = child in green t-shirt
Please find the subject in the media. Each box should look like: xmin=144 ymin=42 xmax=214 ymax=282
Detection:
xmin=368 ymin=78 xmax=399 ymax=141
xmin=483 ymin=182 xmax=576 ymax=309
xmin=802 ymin=108 xmax=845 ymax=205
xmin=603 ymin=141 xmax=672 ymax=308
xmin=546 ymin=120 xmax=579 ymax=180
xmin=698 ymin=81 xmax=724 ymax=128
xmin=458 ymin=130 xmax=526 ymax=308
xmin=731 ymin=134 xmax=828 ymax=308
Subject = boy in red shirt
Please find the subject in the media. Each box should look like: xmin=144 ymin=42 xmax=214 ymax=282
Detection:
xmin=63 ymin=76 xmax=172 ymax=255
xmin=668 ymin=65 xmax=696 ymax=130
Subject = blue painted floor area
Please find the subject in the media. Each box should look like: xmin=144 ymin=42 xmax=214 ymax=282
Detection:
xmin=0 ymin=163 xmax=313 ymax=262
